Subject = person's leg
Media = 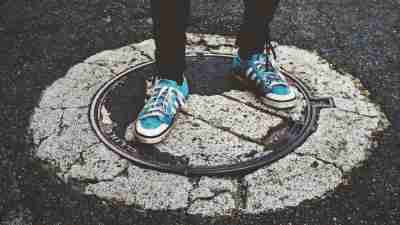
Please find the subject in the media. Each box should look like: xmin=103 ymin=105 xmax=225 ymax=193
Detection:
xmin=236 ymin=0 xmax=280 ymax=59
xmin=232 ymin=0 xmax=297 ymax=109
xmin=150 ymin=0 xmax=191 ymax=84
xmin=131 ymin=0 xmax=191 ymax=144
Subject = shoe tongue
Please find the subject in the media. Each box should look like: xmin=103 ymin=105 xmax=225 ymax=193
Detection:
xmin=249 ymin=54 xmax=267 ymax=66
xmin=158 ymin=79 xmax=178 ymax=88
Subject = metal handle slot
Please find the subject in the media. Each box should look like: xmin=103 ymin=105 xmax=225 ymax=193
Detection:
xmin=310 ymin=97 xmax=335 ymax=109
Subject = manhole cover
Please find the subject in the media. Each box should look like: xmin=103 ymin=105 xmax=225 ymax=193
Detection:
xmin=89 ymin=54 xmax=333 ymax=176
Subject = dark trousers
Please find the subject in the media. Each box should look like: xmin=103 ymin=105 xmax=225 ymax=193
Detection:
xmin=150 ymin=0 xmax=280 ymax=83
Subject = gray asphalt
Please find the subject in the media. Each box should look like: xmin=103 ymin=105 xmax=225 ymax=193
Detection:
xmin=0 ymin=0 xmax=399 ymax=224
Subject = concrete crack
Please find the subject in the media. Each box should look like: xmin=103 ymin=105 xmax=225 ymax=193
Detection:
xmin=56 ymin=111 xmax=68 ymax=136
xmin=139 ymin=51 xmax=154 ymax=61
xmin=220 ymin=94 xmax=292 ymax=120
xmin=84 ymin=62 xmax=117 ymax=74
xmin=335 ymin=107 xmax=379 ymax=119
xmin=191 ymin=190 xmax=231 ymax=202
xmin=185 ymin=177 xmax=201 ymax=213
xmin=181 ymin=110 xmax=266 ymax=147
xmin=62 ymin=142 xmax=100 ymax=178
xmin=35 ymin=135 xmax=51 ymax=148
xmin=38 ymin=105 xmax=89 ymax=111
xmin=236 ymin=176 xmax=248 ymax=210
xmin=112 ymin=165 xmax=129 ymax=179
xmin=130 ymin=45 xmax=154 ymax=61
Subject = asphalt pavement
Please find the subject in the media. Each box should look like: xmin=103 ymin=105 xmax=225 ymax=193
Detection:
xmin=0 ymin=0 xmax=399 ymax=224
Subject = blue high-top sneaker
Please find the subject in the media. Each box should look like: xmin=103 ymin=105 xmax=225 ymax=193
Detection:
xmin=133 ymin=76 xmax=189 ymax=144
xmin=231 ymin=49 xmax=297 ymax=109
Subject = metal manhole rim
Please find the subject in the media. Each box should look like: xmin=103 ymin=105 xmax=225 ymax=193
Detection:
xmin=88 ymin=53 xmax=322 ymax=176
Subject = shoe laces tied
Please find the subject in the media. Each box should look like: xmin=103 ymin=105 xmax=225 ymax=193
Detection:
xmin=141 ymin=82 xmax=185 ymax=121
xmin=251 ymin=54 xmax=283 ymax=89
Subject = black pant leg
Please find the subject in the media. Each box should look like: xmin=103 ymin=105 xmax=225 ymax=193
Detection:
xmin=237 ymin=0 xmax=280 ymax=59
xmin=150 ymin=0 xmax=191 ymax=84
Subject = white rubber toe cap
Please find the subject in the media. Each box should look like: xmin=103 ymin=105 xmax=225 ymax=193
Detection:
xmin=265 ymin=86 xmax=297 ymax=102
xmin=135 ymin=121 xmax=168 ymax=138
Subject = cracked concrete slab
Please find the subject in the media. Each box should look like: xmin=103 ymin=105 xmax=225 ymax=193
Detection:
xmin=156 ymin=114 xmax=267 ymax=167
xmin=28 ymin=33 xmax=389 ymax=216
xmin=35 ymin=122 xmax=99 ymax=172
xmin=294 ymin=108 xmax=388 ymax=172
xmin=67 ymin=144 xmax=129 ymax=182
xmin=275 ymin=45 xmax=368 ymax=101
xmin=84 ymin=176 xmax=132 ymax=205
xmin=332 ymin=96 xmax=381 ymax=117
xmin=84 ymin=45 xmax=150 ymax=74
xmin=30 ymin=108 xmax=64 ymax=145
xmin=186 ymin=33 xmax=237 ymax=56
xmin=85 ymin=166 xmax=192 ymax=210
xmin=32 ymin=106 xmax=99 ymax=172
xmin=38 ymin=63 xmax=115 ymax=109
xmin=188 ymin=192 xmax=236 ymax=216
xmin=191 ymin=177 xmax=238 ymax=200
xmin=126 ymin=165 xmax=192 ymax=210
xmin=188 ymin=177 xmax=238 ymax=216
xmin=185 ymin=94 xmax=282 ymax=140
xmin=244 ymin=154 xmax=342 ymax=213
xmin=132 ymin=39 xmax=156 ymax=60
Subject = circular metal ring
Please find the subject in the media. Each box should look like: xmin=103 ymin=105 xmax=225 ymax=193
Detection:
xmin=89 ymin=54 xmax=319 ymax=176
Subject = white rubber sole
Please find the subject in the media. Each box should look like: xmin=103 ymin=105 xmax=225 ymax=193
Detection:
xmin=125 ymin=119 xmax=176 ymax=144
xmin=260 ymin=91 xmax=298 ymax=109
xmin=230 ymin=73 xmax=298 ymax=109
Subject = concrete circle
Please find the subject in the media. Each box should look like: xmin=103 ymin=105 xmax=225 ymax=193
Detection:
xmin=29 ymin=33 xmax=389 ymax=216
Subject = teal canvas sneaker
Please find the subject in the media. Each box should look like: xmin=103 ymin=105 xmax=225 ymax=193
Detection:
xmin=133 ymin=76 xmax=189 ymax=144
xmin=231 ymin=48 xmax=297 ymax=109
